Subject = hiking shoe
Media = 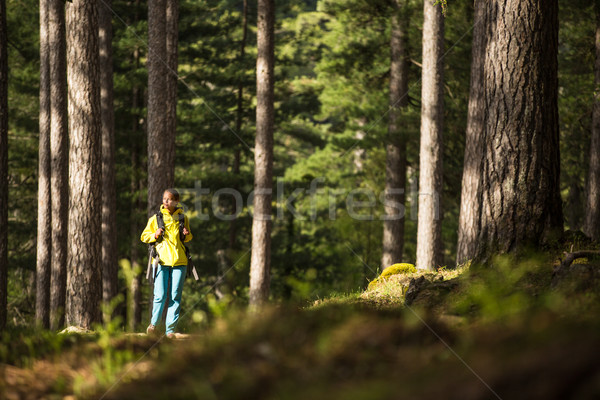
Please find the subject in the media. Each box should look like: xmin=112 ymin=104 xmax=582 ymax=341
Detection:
xmin=146 ymin=324 xmax=156 ymax=335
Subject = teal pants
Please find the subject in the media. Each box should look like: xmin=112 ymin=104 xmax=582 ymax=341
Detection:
xmin=151 ymin=265 xmax=187 ymax=334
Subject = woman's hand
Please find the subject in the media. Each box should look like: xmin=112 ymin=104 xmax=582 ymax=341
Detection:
xmin=154 ymin=228 xmax=164 ymax=239
xmin=183 ymin=227 xmax=189 ymax=236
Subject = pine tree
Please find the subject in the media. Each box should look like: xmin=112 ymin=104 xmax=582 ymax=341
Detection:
xmin=381 ymin=0 xmax=409 ymax=270
xmin=416 ymin=0 xmax=444 ymax=271
xmin=250 ymin=0 xmax=275 ymax=306
xmin=476 ymin=0 xmax=562 ymax=259
xmin=49 ymin=0 xmax=69 ymax=330
xmin=99 ymin=0 xmax=118 ymax=318
xmin=65 ymin=0 xmax=102 ymax=329
xmin=456 ymin=0 xmax=485 ymax=265
xmin=36 ymin=0 xmax=52 ymax=328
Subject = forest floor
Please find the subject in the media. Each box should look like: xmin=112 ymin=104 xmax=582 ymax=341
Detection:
xmin=2 ymin=238 xmax=600 ymax=399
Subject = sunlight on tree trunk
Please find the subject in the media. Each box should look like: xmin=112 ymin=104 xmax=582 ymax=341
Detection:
xmin=456 ymin=0 xmax=485 ymax=265
xmin=36 ymin=0 xmax=52 ymax=328
xmin=416 ymin=0 xmax=444 ymax=271
xmin=65 ymin=0 xmax=102 ymax=329
xmin=476 ymin=0 xmax=562 ymax=260
xmin=49 ymin=0 xmax=68 ymax=331
xmin=250 ymin=0 xmax=275 ymax=307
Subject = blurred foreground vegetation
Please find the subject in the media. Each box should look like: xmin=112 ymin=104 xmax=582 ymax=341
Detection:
xmin=2 ymin=239 xmax=599 ymax=399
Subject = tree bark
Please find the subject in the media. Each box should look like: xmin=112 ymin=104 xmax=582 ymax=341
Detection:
xmin=249 ymin=0 xmax=275 ymax=307
xmin=99 ymin=0 xmax=118 ymax=320
xmin=65 ymin=0 xmax=102 ymax=329
xmin=147 ymin=0 xmax=171 ymax=214
xmin=583 ymin=2 xmax=600 ymax=241
xmin=476 ymin=0 xmax=562 ymax=259
xmin=129 ymin=1 xmax=143 ymax=331
xmin=416 ymin=0 xmax=444 ymax=271
xmin=456 ymin=0 xmax=486 ymax=265
xmin=36 ymin=0 xmax=52 ymax=328
xmin=49 ymin=0 xmax=69 ymax=330
xmin=0 ymin=0 xmax=8 ymax=331
xmin=381 ymin=0 xmax=408 ymax=271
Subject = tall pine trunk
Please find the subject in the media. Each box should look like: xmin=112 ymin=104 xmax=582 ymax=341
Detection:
xmin=129 ymin=0 xmax=143 ymax=330
xmin=476 ymin=0 xmax=562 ymax=259
xmin=65 ymin=0 xmax=102 ymax=329
xmin=249 ymin=0 xmax=275 ymax=307
xmin=583 ymin=2 xmax=600 ymax=241
xmin=49 ymin=0 xmax=69 ymax=330
xmin=456 ymin=0 xmax=486 ymax=265
xmin=416 ymin=0 xmax=444 ymax=271
xmin=147 ymin=0 xmax=171 ymax=213
xmin=36 ymin=0 xmax=52 ymax=328
xmin=381 ymin=0 xmax=408 ymax=270
xmin=0 ymin=0 xmax=8 ymax=331
xmin=99 ymin=0 xmax=118 ymax=318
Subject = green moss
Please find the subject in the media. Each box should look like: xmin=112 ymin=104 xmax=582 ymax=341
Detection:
xmin=368 ymin=263 xmax=416 ymax=289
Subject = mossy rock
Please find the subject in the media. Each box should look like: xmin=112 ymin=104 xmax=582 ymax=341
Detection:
xmin=368 ymin=263 xmax=416 ymax=289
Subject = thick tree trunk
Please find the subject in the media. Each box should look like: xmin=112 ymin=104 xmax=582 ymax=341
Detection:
xmin=476 ymin=0 xmax=562 ymax=259
xmin=36 ymin=0 xmax=52 ymax=328
xmin=249 ymin=0 xmax=275 ymax=307
xmin=99 ymin=0 xmax=118 ymax=319
xmin=456 ymin=0 xmax=486 ymax=265
xmin=49 ymin=0 xmax=69 ymax=330
xmin=583 ymin=3 xmax=600 ymax=241
xmin=0 ymin=0 xmax=8 ymax=331
xmin=65 ymin=0 xmax=102 ymax=329
xmin=416 ymin=0 xmax=444 ymax=271
xmin=381 ymin=0 xmax=408 ymax=270
xmin=147 ymin=0 xmax=171 ymax=213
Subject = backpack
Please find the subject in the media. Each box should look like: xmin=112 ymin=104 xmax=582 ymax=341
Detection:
xmin=146 ymin=210 xmax=199 ymax=282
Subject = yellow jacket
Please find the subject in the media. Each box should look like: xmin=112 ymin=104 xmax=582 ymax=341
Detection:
xmin=141 ymin=206 xmax=193 ymax=267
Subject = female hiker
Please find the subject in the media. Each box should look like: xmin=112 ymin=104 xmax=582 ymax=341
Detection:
xmin=141 ymin=188 xmax=193 ymax=338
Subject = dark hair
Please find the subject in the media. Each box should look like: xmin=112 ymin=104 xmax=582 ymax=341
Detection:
xmin=164 ymin=188 xmax=180 ymax=201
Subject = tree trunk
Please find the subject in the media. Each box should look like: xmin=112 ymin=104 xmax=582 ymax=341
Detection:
xmin=583 ymin=2 xmax=600 ymax=241
xmin=99 ymin=0 xmax=118 ymax=320
xmin=147 ymin=0 xmax=171 ymax=214
xmin=0 ymin=0 xmax=8 ymax=331
xmin=49 ymin=0 xmax=69 ymax=330
xmin=456 ymin=0 xmax=486 ymax=265
xmin=381 ymin=0 xmax=408 ymax=270
xmin=129 ymin=13 xmax=143 ymax=330
xmin=416 ymin=0 xmax=444 ymax=271
xmin=249 ymin=0 xmax=275 ymax=307
xmin=65 ymin=0 xmax=102 ymax=329
xmin=476 ymin=0 xmax=562 ymax=259
xmin=36 ymin=0 xmax=52 ymax=328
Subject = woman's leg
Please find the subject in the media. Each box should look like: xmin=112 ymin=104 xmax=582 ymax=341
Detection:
xmin=150 ymin=265 xmax=171 ymax=327
xmin=165 ymin=265 xmax=187 ymax=334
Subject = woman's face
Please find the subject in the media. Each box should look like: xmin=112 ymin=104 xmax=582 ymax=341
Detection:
xmin=162 ymin=191 xmax=179 ymax=213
